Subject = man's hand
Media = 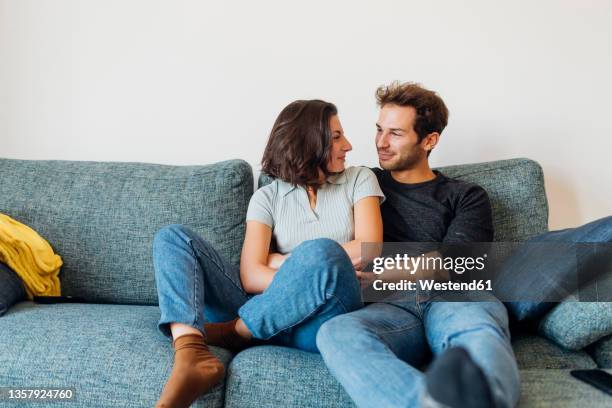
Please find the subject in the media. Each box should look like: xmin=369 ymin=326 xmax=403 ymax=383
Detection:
xmin=356 ymin=270 xmax=376 ymax=289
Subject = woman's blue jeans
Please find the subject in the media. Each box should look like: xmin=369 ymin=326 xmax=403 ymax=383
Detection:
xmin=153 ymin=224 xmax=363 ymax=352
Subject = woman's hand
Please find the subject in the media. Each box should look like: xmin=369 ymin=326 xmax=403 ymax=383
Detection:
xmin=267 ymin=252 xmax=288 ymax=269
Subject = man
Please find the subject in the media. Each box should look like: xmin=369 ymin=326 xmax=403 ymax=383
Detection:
xmin=316 ymin=82 xmax=612 ymax=408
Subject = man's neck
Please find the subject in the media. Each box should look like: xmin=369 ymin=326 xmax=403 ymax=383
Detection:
xmin=390 ymin=161 xmax=437 ymax=184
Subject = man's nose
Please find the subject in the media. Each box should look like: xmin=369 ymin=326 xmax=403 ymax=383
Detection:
xmin=377 ymin=132 xmax=390 ymax=148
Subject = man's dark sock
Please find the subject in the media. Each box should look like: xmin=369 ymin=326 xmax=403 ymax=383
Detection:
xmin=424 ymin=347 xmax=494 ymax=408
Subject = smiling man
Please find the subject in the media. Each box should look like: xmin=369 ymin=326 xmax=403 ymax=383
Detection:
xmin=316 ymin=82 xmax=520 ymax=408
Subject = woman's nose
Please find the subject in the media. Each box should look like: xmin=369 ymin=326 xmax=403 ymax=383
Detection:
xmin=344 ymin=139 xmax=353 ymax=151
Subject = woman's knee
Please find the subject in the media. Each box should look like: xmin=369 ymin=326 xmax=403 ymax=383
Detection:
xmin=153 ymin=224 xmax=209 ymax=252
xmin=293 ymin=238 xmax=354 ymax=280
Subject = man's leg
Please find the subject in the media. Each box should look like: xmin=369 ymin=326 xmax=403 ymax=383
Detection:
xmin=500 ymin=215 xmax=612 ymax=320
xmin=316 ymin=302 xmax=428 ymax=408
xmin=238 ymin=238 xmax=364 ymax=352
xmin=423 ymin=299 xmax=520 ymax=408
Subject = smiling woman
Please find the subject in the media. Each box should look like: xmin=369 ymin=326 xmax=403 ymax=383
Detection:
xmin=152 ymin=99 xmax=384 ymax=408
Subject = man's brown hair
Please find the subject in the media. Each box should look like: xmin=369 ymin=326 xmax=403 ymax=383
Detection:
xmin=376 ymin=81 xmax=449 ymax=146
xmin=261 ymin=99 xmax=338 ymax=188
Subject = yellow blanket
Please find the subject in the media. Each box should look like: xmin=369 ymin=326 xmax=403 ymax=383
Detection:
xmin=0 ymin=213 xmax=62 ymax=299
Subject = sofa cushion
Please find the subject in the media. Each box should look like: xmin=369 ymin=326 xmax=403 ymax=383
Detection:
xmin=517 ymin=369 xmax=612 ymax=407
xmin=538 ymin=302 xmax=612 ymax=350
xmin=224 ymin=334 xmax=597 ymax=408
xmin=225 ymin=346 xmax=355 ymax=408
xmin=0 ymin=262 xmax=26 ymax=316
xmin=435 ymin=158 xmax=549 ymax=242
xmin=512 ymin=333 xmax=597 ymax=369
xmin=0 ymin=301 xmax=232 ymax=408
xmin=224 ymin=347 xmax=603 ymax=408
xmin=0 ymin=158 xmax=253 ymax=305
xmin=588 ymin=335 xmax=612 ymax=368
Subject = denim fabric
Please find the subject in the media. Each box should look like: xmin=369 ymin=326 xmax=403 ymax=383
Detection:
xmin=504 ymin=216 xmax=612 ymax=322
xmin=154 ymin=224 xmax=362 ymax=352
xmin=316 ymin=291 xmax=519 ymax=408
xmin=0 ymin=262 xmax=25 ymax=316
xmin=0 ymin=157 xmax=253 ymax=305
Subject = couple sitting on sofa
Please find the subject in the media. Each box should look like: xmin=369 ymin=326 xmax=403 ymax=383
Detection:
xmin=152 ymin=81 xmax=612 ymax=408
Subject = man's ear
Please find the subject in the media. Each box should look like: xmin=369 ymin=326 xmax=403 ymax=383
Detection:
xmin=422 ymin=132 xmax=440 ymax=152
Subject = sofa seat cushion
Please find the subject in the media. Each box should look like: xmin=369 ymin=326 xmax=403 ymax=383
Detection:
xmin=225 ymin=346 xmax=355 ymax=408
xmin=517 ymin=369 xmax=612 ymax=407
xmin=512 ymin=333 xmax=597 ymax=369
xmin=225 ymin=335 xmax=598 ymax=408
xmin=0 ymin=301 xmax=232 ymax=408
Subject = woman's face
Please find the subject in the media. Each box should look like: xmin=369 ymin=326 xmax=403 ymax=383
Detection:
xmin=326 ymin=115 xmax=352 ymax=173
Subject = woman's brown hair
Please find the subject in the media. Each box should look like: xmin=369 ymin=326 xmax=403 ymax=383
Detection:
xmin=261 ymin=99 xmax=338 ymax=189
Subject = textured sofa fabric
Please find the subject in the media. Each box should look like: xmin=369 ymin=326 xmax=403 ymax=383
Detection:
xmin=0 ymin=158 xmax=252 ymax=305
xmin=0 ymin=301 xmax=232 ymax=408
xmin=1 ymin=156 xmax=610 ymax=407
xmin=539 ymin=302 xmax=612 ymax=350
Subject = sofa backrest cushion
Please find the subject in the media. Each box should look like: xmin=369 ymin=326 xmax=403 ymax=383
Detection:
xmin=259 ymin=158 xmax=549 ymax=242
xmin=0 ymin=158 xmax=253 ymax=305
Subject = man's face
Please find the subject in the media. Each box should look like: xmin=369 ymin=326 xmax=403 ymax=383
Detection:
xmin=375 ymin=104 xmax=427 ymax=171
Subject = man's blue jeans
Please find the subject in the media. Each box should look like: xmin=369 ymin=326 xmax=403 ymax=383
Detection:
xmin=317 ymin=216 xmax=612 ymax=408
xmin=153 ymin=224 xmax=362 ymax=352
xmin=317 ymin=293 xmax=519 ymax=408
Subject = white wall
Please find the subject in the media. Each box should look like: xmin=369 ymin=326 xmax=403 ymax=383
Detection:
xmin=1 ymin=0 xmax=610 ymax=230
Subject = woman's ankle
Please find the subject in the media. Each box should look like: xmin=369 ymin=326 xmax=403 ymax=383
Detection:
xmin=235 ymin=318 xmax=253 ymax=339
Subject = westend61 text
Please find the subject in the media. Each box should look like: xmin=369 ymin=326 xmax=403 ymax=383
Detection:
xmin=372 ymin=279 xmax=493 ymax=291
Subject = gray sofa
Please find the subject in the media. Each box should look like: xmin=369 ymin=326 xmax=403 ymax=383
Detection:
xmin=0 ymin=156 xmax=610 ymax=408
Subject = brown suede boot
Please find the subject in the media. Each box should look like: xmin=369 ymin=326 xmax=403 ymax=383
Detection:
xmin=155 ymin=333 xmax=225 ymax=408
xmin=204 ymin=318 xmax=252 ymax=352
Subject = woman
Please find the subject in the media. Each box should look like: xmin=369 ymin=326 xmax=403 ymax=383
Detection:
xmin=153 ymin=100 xmax=384 ymax=408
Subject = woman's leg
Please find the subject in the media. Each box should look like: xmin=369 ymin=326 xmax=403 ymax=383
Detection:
xmin=238 ymin=238 xmax=363 ymax=352
xmin=154 ymin=224 xmax=250 ymax=339
xmin=153 ymin=224 xmax=250 ymax=408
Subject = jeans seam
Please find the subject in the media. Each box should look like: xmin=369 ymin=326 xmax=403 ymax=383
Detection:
xmin=375 ymin=322 xmax=422 ymax=335
xmin=259 ymin=291 xmax=349 ymax=340
xmin=190 ymin=240 xmax=247 ymax=297
xmin=189 ymin=241 xmax=200 ymax=328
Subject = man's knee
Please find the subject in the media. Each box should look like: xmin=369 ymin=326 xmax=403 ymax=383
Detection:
xmin=317 ymin=314 xmax=371 ymax=354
